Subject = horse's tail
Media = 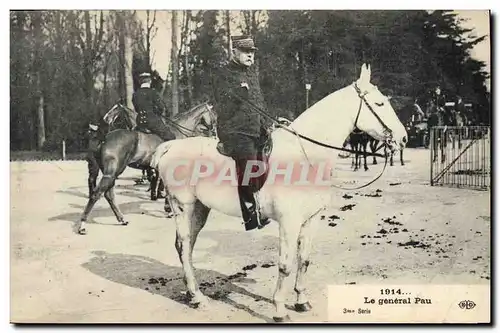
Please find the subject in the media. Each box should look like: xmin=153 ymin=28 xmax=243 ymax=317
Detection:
xmin=150 ymin=141 xmax=173 ymax=170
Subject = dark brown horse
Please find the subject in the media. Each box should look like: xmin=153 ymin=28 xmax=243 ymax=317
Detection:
xmin=79 ymin=101 xmax=215 ymax=235
xmin=348 ymin=130 xmax=406 ymax=170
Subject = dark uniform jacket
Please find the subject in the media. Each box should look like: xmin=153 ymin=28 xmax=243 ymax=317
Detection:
xmin=213 ymin=60 xmax=272 ymax=143
xmin=132 ymin=86 xmax=169 ymax=127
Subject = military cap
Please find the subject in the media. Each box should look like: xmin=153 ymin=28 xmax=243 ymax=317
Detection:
xmin=231 ymin=35 xmax=258 ymax=51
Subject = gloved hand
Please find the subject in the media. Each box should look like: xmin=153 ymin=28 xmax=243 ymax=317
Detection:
xmin=277 ymin=117 xmax=292 ymax=126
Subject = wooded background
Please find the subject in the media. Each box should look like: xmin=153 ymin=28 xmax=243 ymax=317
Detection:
xmin=10 ymin=10 xmax=490 ymax=153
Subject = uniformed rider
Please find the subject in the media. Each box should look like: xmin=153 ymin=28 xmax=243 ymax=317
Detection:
xmin=212 ymin=36 xmax=272 ymax=231
xmin=132 ymin=72 xmax=176 ymax=141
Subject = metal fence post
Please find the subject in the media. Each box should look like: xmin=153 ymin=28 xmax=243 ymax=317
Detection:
xmin=430 ymin=127 xmax=434 ymax=186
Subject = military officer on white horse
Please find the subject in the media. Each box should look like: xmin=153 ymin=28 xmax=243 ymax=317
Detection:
xmin=212 ymin=36 xmax=273 ymax=231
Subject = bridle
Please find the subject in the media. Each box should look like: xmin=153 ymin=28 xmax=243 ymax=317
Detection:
xmin=214 ymin=82 xmax=398 ymax=190
xmin=352 ymin=82 xmax=394 ymax=146
xmin=291 ymin=82 xmax=395 ymax=190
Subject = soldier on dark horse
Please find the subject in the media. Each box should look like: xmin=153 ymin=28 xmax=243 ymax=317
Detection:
xmin=79 ymin=72 xmax=215 ymax=235
xmin=212 ymin=36 xmax=272 ymax=231
xmin=133 ymin=72 xmax=176 ymax=141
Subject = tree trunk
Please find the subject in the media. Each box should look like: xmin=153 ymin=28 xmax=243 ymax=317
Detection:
xmin=117 ymin=12 xmax=127 ymax=101
xmin=83 ymin=11 xmax=94 ymax=114
xmin=36 ymin=75 xmax=46 ymax=149
xmin=171 ymin=10 xmax=179 ymax=116
xmin=251 ymin=10 xmax=259 ymax=37
xmin=32 ymin=11 xmax=46 ymax=149
xmin=124 ymin=31 xmax=134 ymax=109
xmin=226 ymin=10 xmax=231 ymax=60
xmin=184 ymin=10 xmax=193 ymax=107
xmin=145 ymin=10 xmax=156 ymax=68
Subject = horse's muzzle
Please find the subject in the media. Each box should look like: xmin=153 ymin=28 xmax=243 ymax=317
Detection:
xmin=385 ymin=139 xmax=399 ymax=153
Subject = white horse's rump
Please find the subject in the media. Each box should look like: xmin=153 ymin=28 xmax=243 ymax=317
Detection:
xmin=151 ymin=64 xmax=407 ymax=322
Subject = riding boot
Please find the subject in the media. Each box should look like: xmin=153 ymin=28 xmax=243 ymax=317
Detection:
xmin=237 ymin=184 xmax=259 ymax=231
xmin=234 ymin=158 xmax=271 ymax=231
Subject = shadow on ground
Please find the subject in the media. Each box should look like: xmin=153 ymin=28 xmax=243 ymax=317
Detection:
xmin=57 ymin=183 xmax=151 ymax=201
xmin=48 ymin=200 xmax=166 ymax=235
xmin=82 ymin=251 xmax=275 ymax=322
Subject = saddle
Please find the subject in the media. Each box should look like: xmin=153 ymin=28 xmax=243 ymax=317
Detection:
xmin=136 ymin=127 xmax=153 ymax=135
xmin=216 ymin=136 xmax=273 ymax=193
xmin=216 ymin=135 xmax=273 ymax=231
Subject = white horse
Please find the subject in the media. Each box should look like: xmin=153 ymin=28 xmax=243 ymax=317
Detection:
xmin=151 ymin=64 xmax=407 ymax=322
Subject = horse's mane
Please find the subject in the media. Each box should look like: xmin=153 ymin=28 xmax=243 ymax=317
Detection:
xmin=171 ymin=101 xmax=211 ymax=122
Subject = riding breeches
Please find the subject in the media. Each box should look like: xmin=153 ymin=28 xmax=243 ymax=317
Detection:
xmin=221 ymin=133 xmax=267 ymax=192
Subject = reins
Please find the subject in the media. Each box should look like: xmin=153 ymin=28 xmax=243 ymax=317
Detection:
xmin=115 ymin=102 xmax=215 ymax=138
xmin=224 ymin=83 xmax=393 ymax=190
xmin=226 ymin=84 xmax=388 ymax=159
xmin=158 ymin=103 xmax=215 ymax=137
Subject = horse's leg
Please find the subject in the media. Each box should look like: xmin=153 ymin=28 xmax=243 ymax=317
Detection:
xmin=145 ymin=168 xmax=154 ymax=193
xmin=164 ymin=195 xmax=174 ymax=217
xmin=149 ymin=168 xmax=159 ymax=201
xmin=353 ymin=144 xmax=359 ymax=171
xmin=79 ymin=156 xmax=126 ymax=234
xmin=363 ymin=141 xmax=368 ymax=171
xmin=371 ymin=141 xmax=378 ymax=165
xmin=156 ymin=177 xmax=166 ymax=199
xmin=273 ymin=218 xmax=301 ymax=322
xmin=350 ymin=143 xmax=355 ymax=169
xmin=104 ymin=185 xmax=128 ymax=226
xmin=400 ymin=149 xmax=405 ymax=166
xmin=87 ymin=155 xmax=100 ymax=198
xmin=79 ymin=174 xmax=116 ymax=235
xmin=294 ymin=215 xmax=318 ymax=313
xmin=173 ymin=199 xmax=211 ymax=307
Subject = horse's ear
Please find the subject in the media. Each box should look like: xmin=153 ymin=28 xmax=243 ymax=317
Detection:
xmin=359 ymin=63 xmax=369 ymax=83
xmin=367 ymin=64 xmax=372 ymax=79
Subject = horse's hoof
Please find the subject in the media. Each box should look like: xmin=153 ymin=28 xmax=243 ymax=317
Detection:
xmin=120 ymin=221 xmax=129 ymax=226
xmin=78 ymin=228 xmax=87 ymax=235
xmin=189 ymin=295 xmax=210 ymax=310
xmin=294 ymin=302 xmax=312 ymax=312
xmin=273 ymin=315 xmax=291 ymax=323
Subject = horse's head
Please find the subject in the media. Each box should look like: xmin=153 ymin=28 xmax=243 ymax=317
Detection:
xmin=352 ymin=64 xmax=407 ymax=152
xmin=179 ymin=101 xmax=217 ymax=137
xmin=102 ymin=101 xmax=137 ymax=131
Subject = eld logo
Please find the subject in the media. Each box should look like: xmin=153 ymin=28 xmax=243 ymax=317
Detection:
xmin=458 ymin=300 xmax=476 ymax=310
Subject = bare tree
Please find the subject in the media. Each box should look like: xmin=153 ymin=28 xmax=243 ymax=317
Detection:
xmin=69 ymin=10 xmax=107 ymax=119
xmin=144 ymin=10 xmax=157 ymax=68
xmin=171 ymin=10 xmax=179 ymax=116
xmin=114 ymin=11 xmax=135 ymax=108
xmin=180 ymin=10 xmax=193 ymax=107
xmin=241 ymin=10 xmax=263 ymax=37
xmin=226 ymin=10 xmax=231 ymax=60
xmin=125 ymin=25 xmax=134 ymax=109
xmin=32 ymin=11 xmax=45 ymax=149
